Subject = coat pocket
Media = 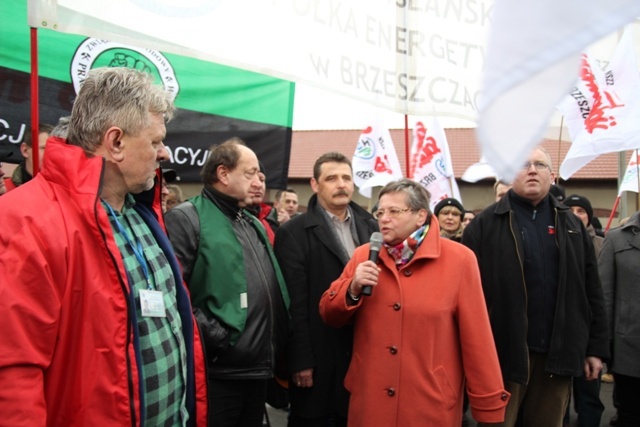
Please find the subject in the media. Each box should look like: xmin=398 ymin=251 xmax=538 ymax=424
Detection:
xmin=433 ymin=365 xmax=457 ymax=409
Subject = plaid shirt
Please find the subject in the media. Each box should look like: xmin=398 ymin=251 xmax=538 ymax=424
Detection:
xmin=103 ymin=196 xmax=188 ymax=427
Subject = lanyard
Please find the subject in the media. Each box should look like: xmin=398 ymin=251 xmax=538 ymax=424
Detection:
xmin=104 ymin=202 xmax=153 ymax=290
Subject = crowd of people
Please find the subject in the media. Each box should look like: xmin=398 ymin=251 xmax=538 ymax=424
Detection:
xmin=0 ymin=66 xmax=636 ymax=427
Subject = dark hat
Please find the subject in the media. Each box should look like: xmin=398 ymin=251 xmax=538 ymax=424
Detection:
xmin=564 ymin=194 xmax=593 ymax=225
xmin=550 ymin=184 xmax=566 ymax=201
xmin=433 ymin=198 xmax=464 ymax=216
xmin=162 ymin=168 xmax=179 ymax=183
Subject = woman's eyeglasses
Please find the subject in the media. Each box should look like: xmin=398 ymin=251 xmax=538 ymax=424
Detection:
xmin=373 ymin=208 xmax=411 ymax=220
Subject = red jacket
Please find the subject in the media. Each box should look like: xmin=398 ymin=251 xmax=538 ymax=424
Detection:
xmin=3 ymin=176 xmax=16 ymax=192
xmin=0 ymin=137 xmax=207 ymax=426
xmin=320 ymin=216 xmax=509 ymax=427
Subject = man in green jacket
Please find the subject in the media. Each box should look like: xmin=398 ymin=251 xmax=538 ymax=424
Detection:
xmin=165 ymin=138 xmax=290 ymax=427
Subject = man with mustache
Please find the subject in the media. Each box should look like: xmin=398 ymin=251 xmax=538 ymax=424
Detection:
xmin=462 ymin=146 xmax=609 ymax=427
xmin=274 ymin=152 xmax=378 ymax=427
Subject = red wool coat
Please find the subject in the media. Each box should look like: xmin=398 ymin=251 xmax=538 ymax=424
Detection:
xmin=320 ymin=217 xmax=509 ymax=426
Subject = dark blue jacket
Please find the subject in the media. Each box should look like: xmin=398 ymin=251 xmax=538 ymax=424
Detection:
xmin=462 ymin=190 xmax=609 ymax=384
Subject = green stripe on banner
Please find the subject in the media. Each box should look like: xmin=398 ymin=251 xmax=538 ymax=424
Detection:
xmin=0 ymin=0 xmax=294 ymax=187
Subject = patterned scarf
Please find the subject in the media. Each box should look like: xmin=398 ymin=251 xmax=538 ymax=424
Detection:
xmin=385 ymin=224 xmax=429 ymax=267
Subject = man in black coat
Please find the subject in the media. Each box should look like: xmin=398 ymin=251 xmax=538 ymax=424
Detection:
xmin=462 ymin=146 xmax=609 ymax=427
xmin=274 ymin=152 xmax=378 ymax=427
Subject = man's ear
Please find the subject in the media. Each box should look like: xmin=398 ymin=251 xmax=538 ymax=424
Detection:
xmin=104 ymin=127 xmax=125 ymax=161
xmin=216 ymin=165 xmax=228 ymax=185
xmin=310 ymin=177 xmax=318 ymax=193
xmin=20 ymin=142 xmax=30 ymax=159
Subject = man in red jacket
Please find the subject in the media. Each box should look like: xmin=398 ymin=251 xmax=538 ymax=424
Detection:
xmin=0 ymin=67 xmax=207 ymax=426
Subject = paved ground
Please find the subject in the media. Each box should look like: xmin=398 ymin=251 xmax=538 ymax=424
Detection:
xmin=265 ymin=381 xmax=617 ymax=426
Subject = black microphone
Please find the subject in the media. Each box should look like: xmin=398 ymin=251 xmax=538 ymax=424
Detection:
xmin=361 ymin=232 xmax=383 ymax=296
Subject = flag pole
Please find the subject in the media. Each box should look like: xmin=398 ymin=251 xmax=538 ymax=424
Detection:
xmin=30 ymin=26 xmax=40 ymax=177
xmin=605 ymin=195 xmax=621 ymax=233
xmin=636 ymin=149 xmax=640 ymax=212
xmin=404 ymin=114 xmax=410 ymax=177
xmin=556 ymin=116 xmax=564 ymax=177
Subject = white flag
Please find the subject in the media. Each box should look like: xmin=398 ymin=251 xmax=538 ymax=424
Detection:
xmin=619 ymin=150 xmax=640 ymax=195
xmin=352 ymin=121 xmax=403 ymax=198
xmin=409 ymin=118 xmax=461 ymax=211
xmin=558 ymin=29 xmax=640 ymax=179
xmin=477 ymin=0 xmax=640 ymax=183
xmin=462 ymin=156 xmax=499 ymax=183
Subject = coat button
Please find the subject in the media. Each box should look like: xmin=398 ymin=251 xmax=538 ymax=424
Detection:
xmin=387 ymin=388 xmax=396 ymax=396
xmin=330 ymin=291 xmax=336 ymax=296
xmin=501 ymin=393 xmax=508 ymax=401
xmin=389 ymin=346 xmax=398 ymax=355
xmin=393 ymin=303 xmax=401 ymax=311
xmin=403 ymin=269 xmax=412 ymax=277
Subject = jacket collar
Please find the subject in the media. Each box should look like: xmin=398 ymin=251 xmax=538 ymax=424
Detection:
xmin=203 ymin=185 xmax=244 ymax=219
xmin=493 ymin=189 xmax=569 ymax=215
xmin=380 ymin=215 xmax=441 ymax=269
xmin=40 ymin=137 xmax=163 ymax=219
xmin=621 ymin=211 xmax=640 ymax=232
xmin=39 ymin=137 xmax=104 ymax=195
xmin=620 ymin=211 xmax=640 ymax=251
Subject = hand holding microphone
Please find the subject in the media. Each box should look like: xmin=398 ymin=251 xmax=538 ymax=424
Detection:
xmin=360 ymin=232 xmax=383 ymax=297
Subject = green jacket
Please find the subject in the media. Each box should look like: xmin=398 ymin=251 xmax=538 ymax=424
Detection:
xmin=189 ymin=194 xmax=290 ymax=345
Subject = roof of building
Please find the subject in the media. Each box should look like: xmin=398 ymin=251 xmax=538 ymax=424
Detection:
xmin=289 ymin=128 xmax=628 ymax=180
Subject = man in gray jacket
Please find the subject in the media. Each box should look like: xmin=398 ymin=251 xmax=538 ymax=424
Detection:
xmin=165 ymin=138 xmax=290 ymax=427
xmin=599 ymin=211 xmax=640 ymax=427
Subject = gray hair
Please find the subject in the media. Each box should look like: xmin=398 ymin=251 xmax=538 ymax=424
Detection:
xmin=51 ymin=116 xmax=71 ymax=139
xmin=378 ymin=178 xmax=432 ymax=212
xmin=67 ymin=67 xmax=175 ymax=152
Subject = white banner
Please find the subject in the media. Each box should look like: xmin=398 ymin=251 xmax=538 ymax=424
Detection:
xmin=619 ymin=150 xmax=640 ymax=195
xmin=352 ymin=120 xmax=403 ymax=198
xmin=28 ymin=0 xmax=492 ymax=120
xmin=409 ymin=117 xmax=461 ymax=211
xmin=558 ymin=29 xmax=640 ymax=179
xmin=476 ymin=0 xmax=640 ymax=182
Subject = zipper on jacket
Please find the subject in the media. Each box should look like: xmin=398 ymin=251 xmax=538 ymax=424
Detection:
xmin=238 ymin=212 xmax=277 ymax=373
xmin=509 ymin=210 xmax=530 ymax=383
xmin=94 ymin=160 xmax=138 ymax=427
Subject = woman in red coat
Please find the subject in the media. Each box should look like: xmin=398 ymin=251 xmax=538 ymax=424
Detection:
xmin=320 ymin=179 xmax=509 ymax=426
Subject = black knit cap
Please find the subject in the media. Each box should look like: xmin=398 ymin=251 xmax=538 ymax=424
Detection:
xmin=433 ymin=198 xmax=464 ymax=216
xmin=564 ymin=194 xmax=593 ymax=225
xmin=162 ymin=168 xmax=179 ymax=183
